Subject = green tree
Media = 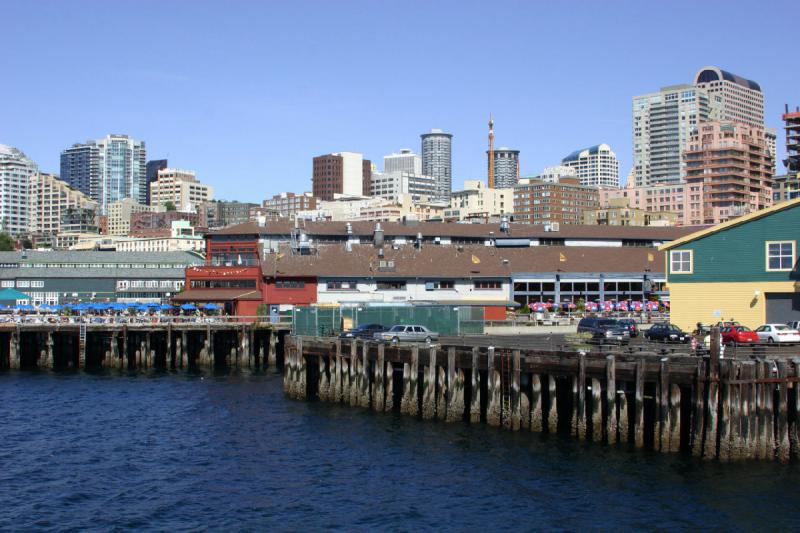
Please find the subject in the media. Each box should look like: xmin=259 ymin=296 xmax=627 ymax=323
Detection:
xmin=0 ymin=233 xmax=14 ymax=251
xmin=164 ymin=201 xmax=176 ymax=211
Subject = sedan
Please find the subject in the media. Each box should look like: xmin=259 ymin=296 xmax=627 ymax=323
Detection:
xmin=375 ymin=325 xmax=439 ymax=344
xmin=721 ymin=326 xmax=760 ymax=345
xmin=339 ymin=323 xmax=387 ymax=339
xmin=644 ymin=323 xmax=690 ymax=343
xmin=755 ymin=324 xmax=800 ymax=343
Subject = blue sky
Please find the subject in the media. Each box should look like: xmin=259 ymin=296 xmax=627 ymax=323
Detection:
xmin=2 ymin=0 xmax=797 ymax=200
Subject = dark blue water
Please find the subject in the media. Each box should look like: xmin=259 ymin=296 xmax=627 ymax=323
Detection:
xmin=1 ymin=372 xmax=798 ymax=532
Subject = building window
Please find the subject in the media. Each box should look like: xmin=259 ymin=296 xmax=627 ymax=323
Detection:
xmin=16 ymin=280 xmax=30 ymax=288
xmin=670 ymin=250 xmax=693 ymax=274
xmin=376 ymin=281 xmax=406 ymax=290
xmin=276 ymin=280 xmax=305 ymax=289
xmin=425 ymin=280 xmax=455 ymax=291
xmin=1 ymin=280 xmax=14 ymax=288
xmin=326 ymin=281 xmax=357 ymax=291
xmin=474 ymin=280 xmax=502 ymax=290
xmin=766 ymin=241 xmax=795 ymax=271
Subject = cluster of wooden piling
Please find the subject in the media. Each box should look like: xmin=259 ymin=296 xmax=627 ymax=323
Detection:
xmin=286 ymin=336 xmax=800 ymax=463
xmin=0 ymin=323 xmax=284 ymax=371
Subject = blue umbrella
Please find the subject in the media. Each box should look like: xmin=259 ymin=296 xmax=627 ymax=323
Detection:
xmin=160 ymin=303 xmax=173 ymax=310
xmin=15 ymin=304 xmax=35 ymax=311
xmin=203 ymin=303 xmax=220 ymax=310
xmin=145 ymin=302 xmax=160 ymax=308
xmin=180 ymin=303 xmax=197 ymax=311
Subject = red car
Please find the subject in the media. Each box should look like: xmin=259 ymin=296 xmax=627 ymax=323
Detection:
xmin=721 ymin=325 xmax=759 ymax=345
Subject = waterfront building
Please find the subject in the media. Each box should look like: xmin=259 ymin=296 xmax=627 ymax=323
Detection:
xmin=632 ymin=85 xmax=713 ymax=187
xmin=444 ymin=180 xmax=513 ymax=222
xmin=370 ymin=171 xmax=437 ymax=202
xmin=115 ymin=221 xmax=204 ymax=253
xmin=420 ymin=129 xmax=453 ymax=201
xmin=28 ymin=173 xmax=97 ymax=238
xmin=487 ymin=147 xmax=520 ymax=189
xmin=149 ymin=168 xmax=214 ymax=211
xmin=0 ymin=145 xmax=37 ymax=236
xmin=60 ymin=134 xmax=147 ymax=213
xmin=583 ymin=197 xmax=678 ymax=226
xmin=262 ymin=192 xmax=317 ymax=218
xmin=693 ymin=66 xmax=764 ymax=128
xmin=660 ymin=198 xmax=800 ymax=331
xmin=145 ymin=159 xmax=168 ymax=205
xmin=312 ymin=152 xmax=372 ymax=201
xmin=107 ymin=198 xmax=164 ymax=236
xmin=539 ymin=166 xmax=577 ymax=183
xmin=683 ymin=121 xmax=773 ymax=225
xmin=561 ymin=144 xmax=619 ymax=188
xmin=0 ymin=250 xmax=202 ymax=304
xmin=513 ymin=177 xmax=599 ymax=225
xmin=384 ymin=149 xmax=422 ymax=175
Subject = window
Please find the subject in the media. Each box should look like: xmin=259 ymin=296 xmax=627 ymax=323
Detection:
xmin=276 ymin=280 xmax=305 ymax=289
xmin=425 ymin=280 xmax=455 ymax=291
xmin=474 ymin=280 xmax=502 ymax=290
xmin=191 ymin=279 xmax=256 ymax=289
xmin=31 ymin=280 xmax=44 ymax=288
xmin=326 ymin=281 xmax=357 ymax=291
xmin=16 ymin=280 xmax=30 ymax=288
xmin=377 ymin=281 xmax=406 ymax=290
xmin=670 ymin=250 xmax=693 ymax=274
xmin=1 ymin=280 xmax=14 ymax=288
xmin=766 ymin=241 xmax=795 ymax=271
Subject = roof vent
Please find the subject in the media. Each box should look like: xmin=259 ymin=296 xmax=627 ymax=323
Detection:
xmin=415 ymin=232 xmax=423 ymax=249
xmin=346 ymin=222 xmax=353 ymax=235
xmin=378 ymin=248 xmax=384 ymax=258
xmin=373 ymin=222 xmax=384 ymax=248
xmin=500 ymin=216 xmax=510 ymax=234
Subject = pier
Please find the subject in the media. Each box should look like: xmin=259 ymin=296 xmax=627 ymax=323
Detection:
xmin=286 ymin=335 xmax=800 ymax=462
xmin=0 ymin=320 xmax=289 ymax=371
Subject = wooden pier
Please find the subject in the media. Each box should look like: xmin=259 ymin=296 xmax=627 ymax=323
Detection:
xmin=286 ymin=335 xmax=800 ymax=462
xmin=0 ymin=322 xmax=289 ymax=371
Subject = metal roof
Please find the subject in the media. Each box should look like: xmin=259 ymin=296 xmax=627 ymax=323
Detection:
xmin=0 ymin=250 xmax=204 ymax=264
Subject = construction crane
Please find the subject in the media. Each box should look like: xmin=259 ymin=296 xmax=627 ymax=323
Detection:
xmin=488 ymin=113 xmax=495 ymax=189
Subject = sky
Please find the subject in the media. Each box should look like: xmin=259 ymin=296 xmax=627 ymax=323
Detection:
xmin=2 ymin=0 xmax=798 ymax=200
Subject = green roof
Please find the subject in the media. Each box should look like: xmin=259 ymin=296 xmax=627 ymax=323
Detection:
xmin=0 ymin=288 xmax=30 ymax=301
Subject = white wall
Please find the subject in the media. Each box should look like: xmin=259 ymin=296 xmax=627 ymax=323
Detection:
xmin=339 ymin=152 xmax=364 ymax=197
xmin=316 ymin=278 xmax=511 ymax=305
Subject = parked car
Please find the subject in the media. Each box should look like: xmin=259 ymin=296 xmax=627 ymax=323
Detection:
xmin=721 ymin=325 xmax=760 ymax=345
xmin=755 ymin=324 xmax=800 ymax=343
xmin=644 ymin=323 xmax=690 ymax=343
xmin=577 ymin=317 xmax=630 ymax=343
xmin=787 ymin=321 xmax=800 ymax=331
xmin=375 ymin=325 xmax=439 ymax=343
xmin=617 ymin=318 xmax=639 ymax=337
xmin=339 ymin=323 xmax=387 ymax=339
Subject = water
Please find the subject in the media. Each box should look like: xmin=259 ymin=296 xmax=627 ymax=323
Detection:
xmin=1 ymin=372 xmax=798 ymax=532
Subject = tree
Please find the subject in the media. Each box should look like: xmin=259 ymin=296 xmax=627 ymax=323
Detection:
xmin=164 ymin=201 xmax=176 ymax=212
xmin=0 ymin=233 xmax=14 ymax=251
xmin=20 ymin=237 xmax=32 ymax=250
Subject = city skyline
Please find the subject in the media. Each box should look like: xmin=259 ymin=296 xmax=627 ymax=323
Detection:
xmin=1 ymin=1 xmax=797 ymax=201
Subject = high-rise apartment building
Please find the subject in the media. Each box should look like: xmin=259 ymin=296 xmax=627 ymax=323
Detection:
xmin=0 ymin=144 xmax=37 ymax=236
xmin=370 ymin=171 xmax=437 ymax=202
xmin=145 ymin=159 xmax=168 ymax=205
xmin=539 ymin=165 xmax=577 ymax=183
xmin=632 ymin=85 xmax=713 ymax=187
xmin=487 ymin=147 xmax=520 ymax=189
xmin=694 ymin=66 xmax=764 ymax=128
xmin=312 ymin=152 xmax=372 ymax=201
xmin=106 ymin=198 xmax=164 ymax=236
xmin=384 ymin=149 xmax=422 ymax=175
xmin=783 ymin=104 xmax=800 ymax=175
xmin=149 ymin=168 xmax=214 ymax=211
xmin=683 ymin=121 xmax=773 ymax=225
xmin=561 ymin=144 xmax=619 ymax=188
xmin=513 ymin=178 xmax=599 ymax=225
xmin=420 ymin=129 xmax=452 ymax=201
xmin=28 ymin=173 xmax=97 ymax=237
xmin=262 ymin=192 xmax=318 ymax=218
xmin=443 ymin=180 xmax=513 ymax=221
xmin=60 ymin=134 xmax=147 ymax=213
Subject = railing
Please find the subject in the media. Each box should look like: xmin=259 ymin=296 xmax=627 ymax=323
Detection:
xmin=0 ymin=315 xmax=293 ymax=326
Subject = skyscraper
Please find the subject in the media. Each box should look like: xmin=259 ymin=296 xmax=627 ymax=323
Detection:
xmin=632 ymin=85 xmax=713 ymax=187
xmin=561 ymin=144 xmax=620 ymax=188
xmin=60 ymin=134 xmax=147 ymax=214
xmin=0 ymin=144 xmax=37 ymax=236
xmin=693 ymin=66 xmax=764 ymax=128
xmin=312 ymin=152 xmax=372 ymax=201
xmin=145 ymin=159 xmax=168 ymax=205
xmin=783 ymin=104 xmax=800 ymax=175
xmin=420 ymin=129 xmax=452 ymax=201
xmin=486 ymin=147 xmax=520 ymax=189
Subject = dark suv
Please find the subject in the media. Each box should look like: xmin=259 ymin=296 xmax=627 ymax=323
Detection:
xmin=577 ymin=317 xmax=630 ymax=343
xmin=616 ymin=318 xmax=639 ymax=337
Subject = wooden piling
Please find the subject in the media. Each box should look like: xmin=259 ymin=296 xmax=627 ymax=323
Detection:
xmin=741 ymin=362 xmax=757 ymax=459
xmin=669 ymin=384 xmax=681 ymax=453
xmin=333 ymin=340 xmax=342 ymax=403
xmin=764 ymin=360 xmax=775 ymax=459
xmin=605 ymin=356 xmax=617 ymax=444
xmin=436 ymin=366 xmax=447 ymax=421
xmin=111 ymin=331 xmax=119 ymax=370
xmin=487 ymin=347 xmax=501 ymax=427
xmin=776 ymin=360 xmax=790 ymax=463
xmin=268 ymin=330 xmax=277 ymax=369
xmin=511 ymin=350 xmax=521 ymax=431
xmin=754 ymin=360 xmax=766 ymax=459
xmin=401 ymin=346 xmax=419 ymax=416
xmin=181 ymin=330 xmax=187 ymax=368
xmin=719 ymin=359 xmax=732 ymax=461
xmin=576 ymin=352 xmax=587 ymax=440
xmin=373 ymin=343 xmax=385 ymax=412
xmin=547 ymin=374 xmax=558 ymax=434
xmin=470 ymin=346 xmax=481 ymax=423
xmin=658 ymin=358 xmax=669 ymax=452
xmin=349 ymin=340 xmax=358 ymax=407
xmin=446 ymin=347 xmax=462 ymax=423
xmin=360 ymin=341 xmax=370 ymax=408
xmin=531 ymin=373 xmax=543 ymax=433
xmin=341 ymin=357 xmax=350 ymax=404
xmin=45 ymin=331 xmax=54 ymax=370
xmin=591 ymin=378 xmax=602 ymax=443
xmin=384 ymin=360 xmax=394 ymax=413
xmin=297 ymin=338 xmax=306 ymax=400
xmin=691 ymin=359 xmax=706 ymax=457
xmin=634 ymin=358 xmax=644 ymax=448
xmin=791 ymin=359 xmax=800 ymax=461
xmin=318 ymin=355 xmax=330 ymax=402
xmin=166 ymin=326 xmax=172 ymax=370
xmin=729 ymin=361 xmax=744 ymax=460
xmin=422 ymin=347 xmax=436 ymax=420
xmin=704 ymin=356 xmax=720 ymax=459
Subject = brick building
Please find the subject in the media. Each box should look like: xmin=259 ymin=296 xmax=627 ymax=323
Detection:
xmin=513 ymin=177 xmax=599 ymax=225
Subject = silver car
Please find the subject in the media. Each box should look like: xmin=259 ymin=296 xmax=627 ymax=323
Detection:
xmin=375 ymin=324 xmax=439 ymax=343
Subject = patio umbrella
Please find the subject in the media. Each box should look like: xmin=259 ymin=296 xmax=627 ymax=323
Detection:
xmin=646 ymin=301 xmax=660 ymax=311
xmin=603 ymin=302 xmax=613 ymax=312
xmin=180 ymin=303 xmax=197 ymax=311
xmin=632 ymin=301 xmax=643 ymax=312
xmin=15 ymin=304 xmax=35 ymax=311
xmin=145 ymin=302 xmax=160 ymax=308
xmin=160 ymin=303 xmax=173 ymax=310
xmin=531 ymin=302 xmax=546 ymax=312
xmin=203 ymin=303 xmax=220 ymax=310
xmin=617 ymin=302 xmax=629 ymax=311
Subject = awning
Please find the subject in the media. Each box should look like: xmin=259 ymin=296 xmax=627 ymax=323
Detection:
xmin=172 ymin=289 xmax=262 ymax=302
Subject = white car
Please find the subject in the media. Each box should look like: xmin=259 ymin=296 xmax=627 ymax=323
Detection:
xmin=755 ymin=323 xmax=800 ymax=343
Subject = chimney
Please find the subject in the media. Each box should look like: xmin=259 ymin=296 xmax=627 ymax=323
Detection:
xmin=373 ymin=222 xmax=384 ymax=248
xmin=416 ymin=232 xmax=423 ymax=249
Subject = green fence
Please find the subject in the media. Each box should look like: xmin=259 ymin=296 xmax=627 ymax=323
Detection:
xmin=292 ymin=305 xmax=485 ymax=336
